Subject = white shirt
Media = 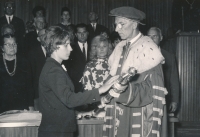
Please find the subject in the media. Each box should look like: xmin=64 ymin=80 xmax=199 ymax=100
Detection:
xmin=5 ymin=15 xmax=13 ymax=24
xmin=78 ymin=41 xmax=88 ymax=59
xmin=41 ymin=45 xmax=46 ymax=57
xmin=129 ymin=32 xmax=142 ymax=45
xmin=91 ymin=23 xmax=96 ymax=30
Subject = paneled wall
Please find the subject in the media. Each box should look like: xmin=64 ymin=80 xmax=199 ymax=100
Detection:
xmin=0 ymin=0 xmax=173 ymax=36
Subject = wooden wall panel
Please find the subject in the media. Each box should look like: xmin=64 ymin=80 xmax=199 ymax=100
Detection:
xmin=0 ymin=0 xmax=135 ymax=32
xmin=134 ymin=0 xmax=173 ymax=36
xmin=163 ymin=34 xmax=200 ymax=123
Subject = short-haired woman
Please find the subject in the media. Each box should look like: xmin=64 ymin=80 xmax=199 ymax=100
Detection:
xmin=0 ymin=34 xmax=34 ymax=113
xmin=38 ymin=26 xmax=118 ymax=137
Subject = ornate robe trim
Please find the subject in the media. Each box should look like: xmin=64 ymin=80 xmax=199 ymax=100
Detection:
xmin=103 ymin=125 xmax=113 ymax=131
xmin=153 ymin=95 xmax=166 ymax=104
xmin=152 ymin=130 xmax=160 ymax=137
xmin=105 ymin=104 xmax=114 ymax=109
xmin=116 ymin=118 xmax=120 ymax=127
xmin=132 ymin=124 xmax=141 ymax=128
xmin=153 ymin=107 xmax=163 ymax=116
xmin=116 ymin=105 xmax=124 ymax=115
xmin=133 ymin=112 xmax=141 ymax=116
xmin=132 ymin=134 xmax=141 ymax=137
xmin=104 ymin=116 xmax=113 ymax=122
xmin=153 ymin=85 xmax=168 ymax=95
xmin=153 ymin=117 xmax=161 ymax=125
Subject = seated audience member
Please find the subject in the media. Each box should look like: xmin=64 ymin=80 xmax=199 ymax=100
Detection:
xmin=62 ymin=23 xmax=90 ymax=93
xmin=87 ymin=11 xmax=110 ymax=43
xmin=0 ymin=34 xmax=34 ymax=113
xmin=79 ymin=34 xmax=113 ymax=116
xmin=1 ymin=24 xmax=15 ymax=36
xmin=28 ymin=29 xmax=46 ymax=111
xmin=38 ymin=26 xmax=118 ymax=137
xmin=0 ymin=0 xmax=25 ymax=57
xmin=25 ymin=16 xmax=46 ymax=55
xmin=57 ymin=7 xmax=75 ymax=44
xmin=26 ymin=6 xmax=46 ymax=33
xmin=110 ymin=31 xmax=121 ymax=48
xmin=147 ymin=27 xmax=179 ymax=113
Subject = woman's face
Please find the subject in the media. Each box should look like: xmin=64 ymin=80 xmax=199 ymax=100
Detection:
xmin=55 ymin=40 xmax=72 ymax=61
xmin=36 ymin=10 xmax=44 ymax=17
xmin=2 ymin=37 xmax=17 ymax=56
xmin=96 ymin=41 xmax=109 ymax=58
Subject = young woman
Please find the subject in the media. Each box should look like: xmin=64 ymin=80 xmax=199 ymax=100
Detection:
xmin=38 ymin=26 xmax=118 ymax=137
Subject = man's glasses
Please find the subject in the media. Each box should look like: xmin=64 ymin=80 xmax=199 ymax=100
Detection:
xmin=4 ymin=43 xmax=17 ymax=48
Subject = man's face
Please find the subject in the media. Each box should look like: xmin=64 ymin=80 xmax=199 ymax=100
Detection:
xmin=88 ymin=12 xmax=97 ymax=22
xmin=147 ymin=29 xmax=162 ymax=45
xmin=61 ymin=11 xmax=70 ymax=21
xmin=4 ymin=3 xmax=15 ymax=16
xmin=35 ymin=17 xmax=45 ymax=31
xmin=76 ymin=27 xmax=88 ymax=43
xmin=115 ymin=17 xmax=135 ymax=40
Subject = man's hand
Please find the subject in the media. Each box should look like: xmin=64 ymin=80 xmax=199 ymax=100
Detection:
xmin=169 ymin=102 xmax=178 ymax=112
xmin=99 ymin=75 xmax=119 ymax=94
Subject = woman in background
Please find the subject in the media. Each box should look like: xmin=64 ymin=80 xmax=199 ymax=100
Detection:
xmin=80 ymin=34 xmax=113 ymax=116
xmin=0 ymin=34 xmax=34 ymax=113
xmin=38 ymin=26 xmax=118 ymax=137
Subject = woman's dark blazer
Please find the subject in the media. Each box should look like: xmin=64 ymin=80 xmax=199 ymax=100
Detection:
xmin=38 ymin=58 xmax=100 ymax=133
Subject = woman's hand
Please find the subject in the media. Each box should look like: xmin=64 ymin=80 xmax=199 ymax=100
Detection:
xmin=98 ymin=75 xmax=119 ymax=94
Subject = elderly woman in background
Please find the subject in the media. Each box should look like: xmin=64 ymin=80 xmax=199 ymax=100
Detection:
xmin=26 ymin=6 xmax=46 ymax=33
xmin=0 ymin=34 xmax=34 ymax=113
xmin=79 ymin=34 xmax=113 ymax=116
xmin=38 ymin=26 xmax=118 ymax=137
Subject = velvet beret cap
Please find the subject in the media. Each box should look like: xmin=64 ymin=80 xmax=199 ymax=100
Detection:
xmin=109 ymin=6 xmax=146 ymax=25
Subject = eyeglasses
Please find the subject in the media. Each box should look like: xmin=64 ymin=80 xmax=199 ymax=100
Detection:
xmin=6 ymin=7 xmax=14 ymax=9
xmin=116 ymin=23 xmax=123 ymax=29
xmin=4 ymin=43 xmax=17 ymax=48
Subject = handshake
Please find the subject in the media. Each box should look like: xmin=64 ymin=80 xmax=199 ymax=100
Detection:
xmin=102 ymin=67 xmax=137 ymax=104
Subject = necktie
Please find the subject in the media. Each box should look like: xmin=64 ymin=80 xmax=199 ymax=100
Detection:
xmin=9 ymin=17 xmax=11 ymax=24
xmin=82 ymin=43 xmax=86 ymax=59
xmin=92 ymin=23 xmax=95 ymax=31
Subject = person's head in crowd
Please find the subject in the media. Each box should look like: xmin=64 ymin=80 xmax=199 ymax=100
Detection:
xmin=61 ymin=7 xmax=71 ymax=23
xmin=1 ymin=24 xmax=15 ymax=36
xmin=147 ymin=27 xmax=163 ymax=46
xmin=110 ymin=31 xmax=121 ymax=48
xmin=34 ymin=16 xmax=46 ymax=32
xmin=89 ymin=34 xmax=113 ymax=60
xmin=32 ymin=6 xmax=46 ymax=18
xmin=37 ymin=29 xmax=46 ymax=45
xmin=88 ymin=11 xmax=98 ymax=23
xmin=43 ymin=26 xmax=72 ymax=60
xmin=109 ymin=7 xmax=145 ymax=41
xmin=75 ymin=23 xmax=89 ymax=43
xmin=4 ymin=0 xmax=15 ymax=16
xmin=0 ymin=34 xmax=17 ymax=58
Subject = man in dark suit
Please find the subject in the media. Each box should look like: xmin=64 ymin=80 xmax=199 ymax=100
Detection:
xmin=87 ymin=11 xmax=110 ymax=42
xmin=28 ymin=29 xmax=46 ymax=110
xmin=63 ymin=23 xmax=90 ymax=93
xmin=25 ymin=16 xmax=46 ymax=56
xmin=147 ymin=27 xmax=180 ymax=113
xmin=0 ymin=0 xmax=25 ymax=56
